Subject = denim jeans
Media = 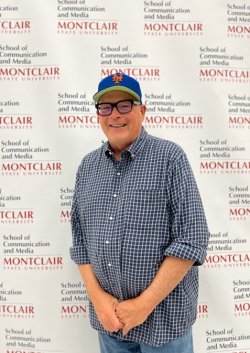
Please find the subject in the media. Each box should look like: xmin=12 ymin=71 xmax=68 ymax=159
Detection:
xmin=98 ymin=330 xmax=194 ymax=353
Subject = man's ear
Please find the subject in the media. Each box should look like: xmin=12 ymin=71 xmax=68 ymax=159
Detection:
xmin=140 ymin=104 xmax=146 ymax=121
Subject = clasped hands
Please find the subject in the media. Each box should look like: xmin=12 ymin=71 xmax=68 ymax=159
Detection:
xmin=93 ymin=291 xmax=153 ymax=336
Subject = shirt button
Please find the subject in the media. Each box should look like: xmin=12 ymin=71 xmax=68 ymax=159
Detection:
xmin=108 ymin=263 xmax=112 ymax=267
xmin=109 ymin=216 xmax=113 ymax=221
xmin=117 ymin=172 xmax=121 ymax=176
xmin=105 ymin=240 xmax=110 ymax=245
xmin=113 ymin=193 xmax=118 ymax=198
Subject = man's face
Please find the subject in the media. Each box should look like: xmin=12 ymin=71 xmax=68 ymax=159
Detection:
xmin=97 ymin=90 xmax=146 ymax=151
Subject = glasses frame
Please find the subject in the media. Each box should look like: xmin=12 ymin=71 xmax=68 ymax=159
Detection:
xmin=95 ymin=99 xmax=141 ymax=116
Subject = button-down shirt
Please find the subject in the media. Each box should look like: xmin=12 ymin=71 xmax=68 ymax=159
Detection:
xmin=70 ymin=127 xmax=209 ymax=347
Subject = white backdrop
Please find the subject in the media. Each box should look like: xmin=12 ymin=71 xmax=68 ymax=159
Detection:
xmin=0 ymin=1 xmax=250 ymax=352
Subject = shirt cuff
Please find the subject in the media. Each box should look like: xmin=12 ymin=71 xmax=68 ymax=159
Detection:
xmin=69 ymin=245 xmax=90 ymax=264
xmin=163 ymin=242 xmax=207 ymax=266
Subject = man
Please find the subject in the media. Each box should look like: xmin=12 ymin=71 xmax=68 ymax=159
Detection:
xmin=70 ymin=72 xmax=209 ymax=353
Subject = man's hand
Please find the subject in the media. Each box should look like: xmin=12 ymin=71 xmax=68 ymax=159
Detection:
xmin=115 ymin=297 xmax=153 ymax=335
xmin=115 ymin=257 xmax=195 ymax=336
xmin=77 ymin=264 xmax=124 ymax=333
xmin=92 ymin=291 xmax=124 ymax=333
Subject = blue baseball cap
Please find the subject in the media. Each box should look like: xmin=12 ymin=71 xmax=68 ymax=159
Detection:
xmin=93 ymin=72 xmax=142 ymax=103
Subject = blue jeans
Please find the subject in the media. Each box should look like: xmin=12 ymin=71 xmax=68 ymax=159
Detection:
xmin=98 ymin=330 xmax=194 ymax=353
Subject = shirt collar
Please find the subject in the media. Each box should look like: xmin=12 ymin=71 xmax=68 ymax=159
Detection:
xmin=104 ymin=127 xmax=149 ymax=160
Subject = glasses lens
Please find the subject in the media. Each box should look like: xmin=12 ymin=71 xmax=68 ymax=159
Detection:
xmin=98 ymin=103 xmax=112 ymax=116
xmin=117 ymin=100 xmax=132 ymax=114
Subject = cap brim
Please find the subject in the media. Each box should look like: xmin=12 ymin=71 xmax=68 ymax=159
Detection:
xmin=93 ymin=86 xmax=141 ymax=103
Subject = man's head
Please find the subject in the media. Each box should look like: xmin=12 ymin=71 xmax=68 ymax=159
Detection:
xmin=93 ymin=73 xmax=146 ymax=154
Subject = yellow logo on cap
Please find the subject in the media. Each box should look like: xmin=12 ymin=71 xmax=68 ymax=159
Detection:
xmin=112 ymin=73 xmax=123 ymax=84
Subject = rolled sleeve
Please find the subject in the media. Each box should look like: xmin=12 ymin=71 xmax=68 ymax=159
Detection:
xmin=164 ymin=241 xmax=207 ymax=266
xmin=70 ymin=245 xmax=90 ymax=264
xmin=165 ymin=151 xmax=209 ymax=266
xmin=70 ymin=164 xmax=90 ymax=265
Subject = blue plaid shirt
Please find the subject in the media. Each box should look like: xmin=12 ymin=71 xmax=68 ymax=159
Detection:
xmin=70 ymin=127 xmax=209 ymax=346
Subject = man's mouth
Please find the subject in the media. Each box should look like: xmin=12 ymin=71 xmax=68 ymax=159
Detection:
xmin=109 ymin=124 xmax=127 ymax=128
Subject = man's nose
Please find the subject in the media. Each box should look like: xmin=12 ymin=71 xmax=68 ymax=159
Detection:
xmin=110 ymin=106 xmax=121 ymax=118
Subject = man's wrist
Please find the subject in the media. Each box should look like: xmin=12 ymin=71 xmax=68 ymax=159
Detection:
xmin=137 ymin=291 xmax=157 ymax=315
xmin=88 ymin=286 xmax=106 ymax=305
xmin=91 ymin=288 xmax=118 ymax=308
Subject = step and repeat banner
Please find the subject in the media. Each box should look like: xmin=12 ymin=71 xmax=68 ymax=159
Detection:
xmin=0 ymin=0 xmax=249 ymax=352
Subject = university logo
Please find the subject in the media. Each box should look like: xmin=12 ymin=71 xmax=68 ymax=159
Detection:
xmin=61 ymin=304 xmax=89 ymax=319
xmin=197 ymin=303 xmax=209 ymax=319
xmin=204 ymin=253 xmax=250 ymax=268
xmin=2 ymin=256 xmax=63 ymax=271
xmin=234 ymin=302 xmax=250 ymax=316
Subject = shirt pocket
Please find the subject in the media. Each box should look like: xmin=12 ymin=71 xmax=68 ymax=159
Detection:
xmin=123 ymin=188 xmax=167 ymax=236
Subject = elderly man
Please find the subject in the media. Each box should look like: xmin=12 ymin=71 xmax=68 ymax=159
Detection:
xmin=70 ymin=72 xmax=209 ymax=353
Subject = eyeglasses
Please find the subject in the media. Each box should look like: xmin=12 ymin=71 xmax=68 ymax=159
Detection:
xmin=95 ymin=99 xmax=141 ymax=116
